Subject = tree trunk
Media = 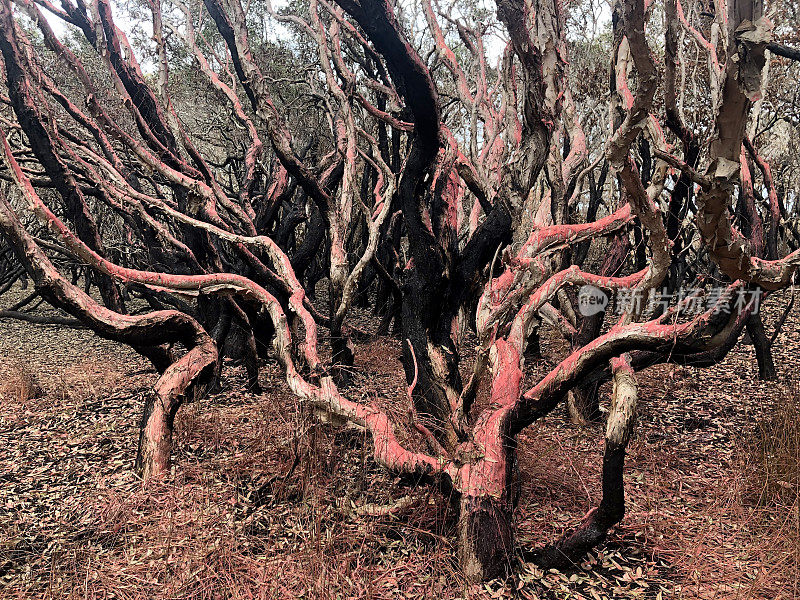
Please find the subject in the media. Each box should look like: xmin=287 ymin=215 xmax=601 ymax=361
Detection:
xmin=330 ymin=275 xmax=355 ymax=385
xmin=135 ymin=390 xmax=174 ymax=479
xmin=330 ymin=327 xmax=355 ymax=384
xmin=746 ymin=312 xmax=776 ymax=380
xmin=458 ymin=490 xmax=515 ymax=581
xmin=456 ymin=338 xmax=522 ymax=580
xmin=456 ymin=432 xmax=517 ymax=581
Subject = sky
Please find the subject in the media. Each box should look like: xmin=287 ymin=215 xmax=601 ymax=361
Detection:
xmin=36 ymin=0 xmax=504 ymax=73
xmin=35 ymin=0 xmax=609 ymax=80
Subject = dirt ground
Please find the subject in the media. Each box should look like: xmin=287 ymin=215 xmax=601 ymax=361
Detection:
xmin=1 ymin=285 xmax=798 ymax=599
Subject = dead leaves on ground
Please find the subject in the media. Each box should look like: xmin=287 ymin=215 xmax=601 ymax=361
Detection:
xmin=0 ymin=289 xmax=799 ymax=598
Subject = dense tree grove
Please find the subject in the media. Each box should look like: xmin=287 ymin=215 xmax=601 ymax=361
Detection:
xmin=0 ymin=0 xmax=799 ymax=580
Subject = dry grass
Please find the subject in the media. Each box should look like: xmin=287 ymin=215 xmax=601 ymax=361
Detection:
xmin=0 ymin=361 xmax=43 ymax=405
xmin=740 ymin=385 xmax=800 ymax=598
xmin=751 ymin=386 xmax=800 ymax=508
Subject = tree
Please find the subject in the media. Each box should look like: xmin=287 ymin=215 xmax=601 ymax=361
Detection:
xmin=1 ymin=0 xmax=799 ymax=582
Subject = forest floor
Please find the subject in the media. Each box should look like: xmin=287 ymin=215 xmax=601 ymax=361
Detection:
xmin=1 ymin=285 xmax=799 ymax=599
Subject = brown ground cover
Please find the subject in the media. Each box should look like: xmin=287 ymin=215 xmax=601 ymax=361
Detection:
xmin=1 ymin=286 xmax=798 ymax=599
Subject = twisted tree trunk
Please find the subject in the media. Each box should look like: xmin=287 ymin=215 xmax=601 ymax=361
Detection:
xmin=0 ymin=184 xmax=217 ymax=479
